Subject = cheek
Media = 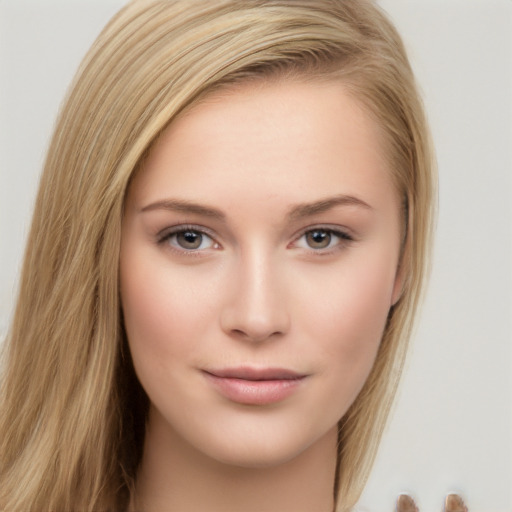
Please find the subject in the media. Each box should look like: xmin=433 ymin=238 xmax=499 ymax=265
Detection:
xmin=298 ymin=250 xmax=397 ymax=400
xmin=119 ymin=255 xmax=221 ymax=426
xmin=122 ymin=264 xmax=176 ymax=353
xmin=120 ymin=251 xmax=212 ymax=375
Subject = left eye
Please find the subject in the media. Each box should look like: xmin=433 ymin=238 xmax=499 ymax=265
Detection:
xmin=295 ymin=228 xmax=351 ymax=250
xmin=164 ymin=229 xmax=216 ymax=251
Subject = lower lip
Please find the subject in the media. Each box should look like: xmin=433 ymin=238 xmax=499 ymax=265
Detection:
xmin=203 ymin=372 xmax=305 ymax=405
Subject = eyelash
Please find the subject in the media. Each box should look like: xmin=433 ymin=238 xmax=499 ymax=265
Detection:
xmin=157 ymin=224 xmax=219 ymax=255
xmin=291 ymin=226 xmax=354 ymax=254
xmin=157 ymin=224 xmax=354 ymax=256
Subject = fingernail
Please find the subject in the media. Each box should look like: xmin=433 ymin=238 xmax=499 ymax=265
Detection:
xmin=396 ymin=493 xmax=419 ymax=512
xmin=445 ymin=493 xmax=468 ymax=512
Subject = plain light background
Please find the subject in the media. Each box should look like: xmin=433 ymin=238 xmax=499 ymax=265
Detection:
xmin=0 ymin=1 xmax=510 ymax=511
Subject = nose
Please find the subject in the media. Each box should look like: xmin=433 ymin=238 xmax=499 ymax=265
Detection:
xmin=220 ymin=251 xmax=290 ymax=343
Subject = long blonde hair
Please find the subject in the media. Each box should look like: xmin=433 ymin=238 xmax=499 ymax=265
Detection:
xmin=0 ymin=1 xmax=435 ymax=511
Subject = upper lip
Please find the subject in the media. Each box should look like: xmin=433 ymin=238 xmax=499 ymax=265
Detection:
xmin=204 ymin=367 xmax=306 ymax=381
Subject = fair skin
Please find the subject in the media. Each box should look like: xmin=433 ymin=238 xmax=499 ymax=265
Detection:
xmin=121 ymin=78 xmax=404 ymax=512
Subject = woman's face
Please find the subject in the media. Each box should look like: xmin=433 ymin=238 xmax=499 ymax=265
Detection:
xmin=120 ymin=79 xmax=403 ymax=468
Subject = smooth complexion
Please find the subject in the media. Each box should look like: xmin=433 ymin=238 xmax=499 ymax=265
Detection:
xmin=121 ymin=79 xmax=404 ymax=512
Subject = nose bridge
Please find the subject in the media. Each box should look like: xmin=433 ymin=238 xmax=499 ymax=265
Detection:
xmin=221 ymin=243 xmax=289 ymax=342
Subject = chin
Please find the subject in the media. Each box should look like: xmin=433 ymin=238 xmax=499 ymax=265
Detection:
xmin=190 ymin=419 xmax=338 ymax=471
xmin=212 ymin=444 xmax=303 ymax=469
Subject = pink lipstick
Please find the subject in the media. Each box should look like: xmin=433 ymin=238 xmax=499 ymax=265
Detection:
xmin=203 ymin=367 xmax=307 ymax=405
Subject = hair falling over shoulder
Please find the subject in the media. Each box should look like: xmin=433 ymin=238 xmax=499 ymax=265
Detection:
xmin=0 ymin=1 xmax=436 ymax=511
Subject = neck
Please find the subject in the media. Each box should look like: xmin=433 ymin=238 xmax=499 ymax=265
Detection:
xmin=131 ymin=409 xmax=338 ymax=512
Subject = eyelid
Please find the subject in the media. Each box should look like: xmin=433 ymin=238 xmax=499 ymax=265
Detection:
xmin=157 ymin=223 xmax=215 ymax=240
xmin=157 ymin=224 xmax=221 ymax=253
xmin=289 ymin=224 xmax=355 ymax=252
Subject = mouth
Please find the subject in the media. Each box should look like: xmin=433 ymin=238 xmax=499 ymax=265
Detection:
xmin=202 ymin=367 xmax=308 ymax=405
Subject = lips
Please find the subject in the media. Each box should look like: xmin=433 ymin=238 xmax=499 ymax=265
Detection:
xmin=203 ymin=367 xmax=307 ymax=405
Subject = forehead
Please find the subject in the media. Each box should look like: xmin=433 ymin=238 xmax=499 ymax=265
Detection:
xmin=128 ymin=79 xmax=397 ymax=213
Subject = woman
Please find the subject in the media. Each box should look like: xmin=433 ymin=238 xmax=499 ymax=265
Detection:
xmin=0 ymin=1 xmax=435 ymax=511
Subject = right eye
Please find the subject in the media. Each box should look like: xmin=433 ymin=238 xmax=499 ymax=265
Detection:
xmin=159 ymin=227 xmax=218 ymax=252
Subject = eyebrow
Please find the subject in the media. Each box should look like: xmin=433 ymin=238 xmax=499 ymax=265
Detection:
xmin=140 ymin=194 xmax=372 ymax=220
xmin=140 ymin=199 xmax=226 ymax=220
xmin=287 ymin=194 xmax=373 ymax=220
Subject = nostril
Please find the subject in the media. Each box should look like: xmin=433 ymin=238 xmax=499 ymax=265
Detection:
xmin=230 ymin=326 xmax=285 ymax=343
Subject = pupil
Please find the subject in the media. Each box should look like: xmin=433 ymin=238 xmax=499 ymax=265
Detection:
xmin=307 ymin=230 xmax=331 ymax=249
xmin=177 ymin=231 xmax=202 ymax=249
